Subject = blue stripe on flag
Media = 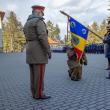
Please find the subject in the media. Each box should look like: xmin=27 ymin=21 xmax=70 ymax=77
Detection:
xmin=70 ymin=17 xmax=89 ymax=40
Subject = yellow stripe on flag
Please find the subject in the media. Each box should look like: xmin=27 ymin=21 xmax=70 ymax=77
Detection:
xmin=71 ymin=32 xmax=86 ymax=51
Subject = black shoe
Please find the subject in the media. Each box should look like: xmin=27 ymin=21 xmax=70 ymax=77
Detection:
xmin=106 ymin=77 xmax=110 ymax=79
xmin=34 ymin=95 xmax=51 ymax=100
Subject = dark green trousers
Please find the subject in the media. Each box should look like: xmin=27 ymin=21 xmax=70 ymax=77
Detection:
xmin=29 ymin=64 xmax=45 ymax=98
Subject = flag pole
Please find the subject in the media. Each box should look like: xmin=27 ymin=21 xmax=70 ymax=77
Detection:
xmin=60 ymin=10 xmax=103 ymax=40
xmin=66 ymin=16 xmax=70 ymax=44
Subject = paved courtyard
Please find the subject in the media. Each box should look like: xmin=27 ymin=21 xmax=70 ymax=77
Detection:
xmin=0 ymin=53 xmax=110 ymax=110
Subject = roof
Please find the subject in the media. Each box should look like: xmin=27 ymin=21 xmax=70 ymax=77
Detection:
xmin=48 ymin=37 xmax=59 ymax=44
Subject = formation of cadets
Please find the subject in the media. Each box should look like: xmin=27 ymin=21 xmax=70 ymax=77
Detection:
xmin=85 ymin=43 xmax=104 ymax=54
xmin=52 ymin=43 xmax=104 ymax=53
xmin=61 ymin=43 xmax=104 ymax=54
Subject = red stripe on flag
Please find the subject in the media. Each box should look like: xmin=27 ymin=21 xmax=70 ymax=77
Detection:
xmin=74 ymin=48 xmax=83 ymax=60
xmin=38 ymin=64 xmax=43 ymax=97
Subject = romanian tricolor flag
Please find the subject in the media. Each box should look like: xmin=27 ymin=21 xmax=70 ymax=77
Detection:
xmin=69 ymin=17 xmax=89 ymax=60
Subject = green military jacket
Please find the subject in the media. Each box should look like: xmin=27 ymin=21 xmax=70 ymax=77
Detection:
xmin=23 ymin=14 xmax=50 ymax=64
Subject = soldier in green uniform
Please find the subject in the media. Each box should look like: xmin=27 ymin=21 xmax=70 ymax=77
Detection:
xmin=67 ymin=46 xmax=87 ymax=81
xmin=23 ymin=5 xmax=51 ymax=100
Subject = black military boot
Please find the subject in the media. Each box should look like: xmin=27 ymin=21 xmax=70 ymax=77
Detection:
xmin=34 ymin=95 xmax=51 ymax=100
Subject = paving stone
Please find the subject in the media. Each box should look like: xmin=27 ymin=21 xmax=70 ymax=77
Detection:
xmin=0 ymin=53 xmax=109 ymax=110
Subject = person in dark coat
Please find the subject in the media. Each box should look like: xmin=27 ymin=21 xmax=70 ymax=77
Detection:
xmin=103 ymin=20 xmax=110 ymax=78
xmin=23 ymin=5 xmax=51 ymax=99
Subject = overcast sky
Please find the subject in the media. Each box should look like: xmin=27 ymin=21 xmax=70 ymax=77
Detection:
xmin=0 ymin=0 xmax=109 ymax=39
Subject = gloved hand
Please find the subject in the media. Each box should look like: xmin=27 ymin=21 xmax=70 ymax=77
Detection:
xmin=48 ymin=52 xmax=52 ymax=59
